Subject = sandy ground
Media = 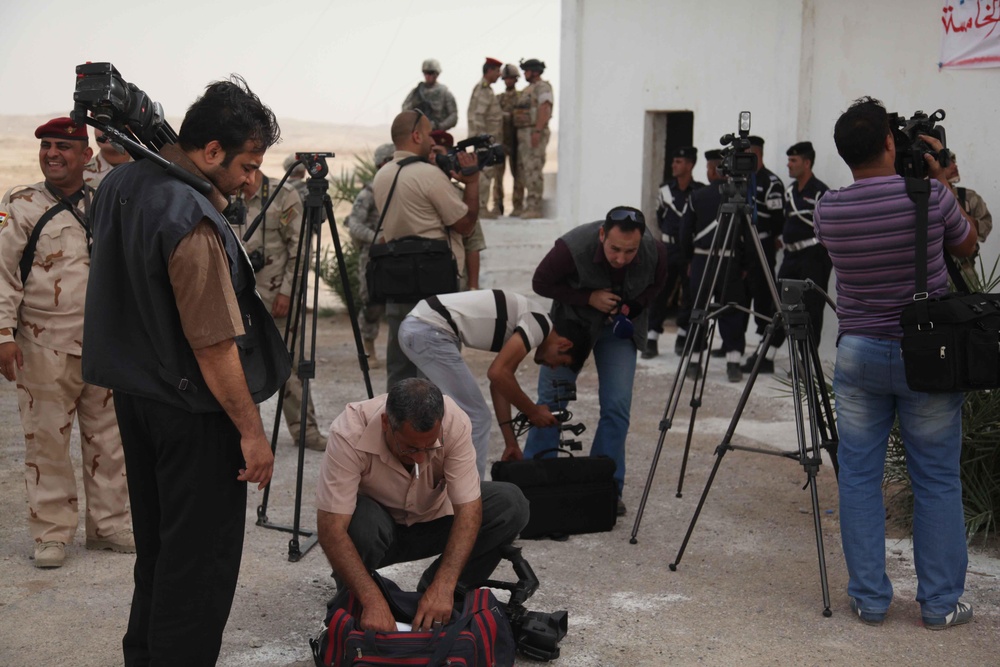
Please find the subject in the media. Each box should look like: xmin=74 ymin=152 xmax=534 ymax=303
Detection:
xmin=1 ymin=120 xmax=999 ymax=666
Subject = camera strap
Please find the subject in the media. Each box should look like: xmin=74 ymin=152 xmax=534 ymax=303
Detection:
xmin=370 ymin=155 xmax=423 ymax=242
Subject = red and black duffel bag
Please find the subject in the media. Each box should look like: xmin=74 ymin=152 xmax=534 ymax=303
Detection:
xmin=311 ymin=572 xmax=515 ymax=667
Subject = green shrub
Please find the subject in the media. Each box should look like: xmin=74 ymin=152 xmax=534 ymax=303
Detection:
xmin=317 ymin=150 xmax=379 ymax=309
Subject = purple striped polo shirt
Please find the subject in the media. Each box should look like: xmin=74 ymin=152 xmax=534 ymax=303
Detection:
xmin=814 ymin=175 xmax=969 ymax=340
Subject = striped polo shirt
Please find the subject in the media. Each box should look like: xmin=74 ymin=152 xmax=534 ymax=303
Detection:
xmin=408 ymin=289 xmax=552 ymax=352
xmin=814 ymin=175 xmax=969 ymax=340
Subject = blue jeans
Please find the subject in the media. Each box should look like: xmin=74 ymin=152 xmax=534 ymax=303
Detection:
xmin=524 ymin=323 xmax=637 ymax=495
xmin=833 ymin=335 xmax=967 ymax=618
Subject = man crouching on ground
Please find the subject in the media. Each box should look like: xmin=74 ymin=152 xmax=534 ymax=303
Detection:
xmin=316 ymin=378 xmax=529 ymax=632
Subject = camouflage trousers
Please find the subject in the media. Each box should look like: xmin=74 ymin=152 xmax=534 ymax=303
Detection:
xmin=356 ymin=244 xmax=384 ymax=343
xmin=261 ymin=290 xmax=323 ymax=445
xmin=516 ymin=127 xmax=550 ymax=213
xmin=477 ymin=165 xmax=498 ymax=212
xmin=16 ymin=335 xmax=130 ymax=544
xmin=494 ymin=143 xmax=523 ymax=213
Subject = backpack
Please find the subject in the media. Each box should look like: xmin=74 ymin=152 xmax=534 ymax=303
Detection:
xmin=311 ymin=572 xmax=515 ymax=667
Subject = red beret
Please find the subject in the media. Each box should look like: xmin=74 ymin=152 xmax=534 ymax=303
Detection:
xmin=430 ymin=130 xmax=454 ymax=148
xmin=35 ymin=117 xmax=88 ymax=141
xmin=485 ymin=57 xmax=502 ymax=68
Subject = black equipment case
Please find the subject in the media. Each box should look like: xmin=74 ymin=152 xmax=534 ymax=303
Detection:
xmin=491 ymin=450 xmax=617 ymax=539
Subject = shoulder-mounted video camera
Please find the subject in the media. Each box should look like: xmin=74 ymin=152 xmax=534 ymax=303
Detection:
xmin=435 ymin=134 xmax=505 ymax=176
xmin=71 ymin=62 xmax=211 ymax=194
xmin=718 ymin=111 xmax=758 ymax=180
xmin=888 ymin=109 xmax=948 ymax=179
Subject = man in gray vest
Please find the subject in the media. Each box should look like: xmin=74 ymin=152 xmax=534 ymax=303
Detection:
xmin=82 ymin=77 xmax=288 ymax=666
xmin=524 ymin=207 xmax=667 ymax=514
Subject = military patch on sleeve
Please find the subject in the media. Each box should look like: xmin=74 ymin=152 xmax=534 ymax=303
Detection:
xmin=0 ymin=211 xmax=8 ymax=228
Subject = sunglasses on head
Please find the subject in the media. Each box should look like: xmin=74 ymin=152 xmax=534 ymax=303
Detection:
xmin=606 ymin=207 xmax=644 ymax=225
xmin=411 ymin=109 xmax=426 ymax=134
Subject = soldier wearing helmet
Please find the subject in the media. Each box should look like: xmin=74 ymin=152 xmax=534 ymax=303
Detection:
xmin=402 ymin=58 xmax=458 ymax=131
xmin=496 ymin=63 xmax=523 ymax=216
xmin=513 ymin=59 xmax=554 ymax=219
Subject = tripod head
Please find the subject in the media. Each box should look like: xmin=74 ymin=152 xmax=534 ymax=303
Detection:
xmin=718 ymin=111 xmax=758 ymax=203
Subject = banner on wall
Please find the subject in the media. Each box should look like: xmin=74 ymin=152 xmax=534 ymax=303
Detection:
xmin=940 ymin=1 xmax=1000 ymax=68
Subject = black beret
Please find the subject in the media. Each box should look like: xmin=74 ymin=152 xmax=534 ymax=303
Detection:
xmin=786 ymin=141 xmax=814 ymax=156
xmin=704 ymin=149 xmax=724 ymax=161
xmin=673 ymin=146 xmax=698 ymax=162
xmin=747 ymin=136 xmax=765 ymax=147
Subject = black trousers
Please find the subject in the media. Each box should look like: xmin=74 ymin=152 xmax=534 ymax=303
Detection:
xmin=770 ymin=244 xmax=833 ymax=349
xmin=689 ymin=254 xmax=748 ymax=355
xmin=115 ymin=392 xmax=247 ymax=667
xmin=342 ymin=482 xmax=529 ymax=593
xmin=746 ymin=236 xmax=777 ymax=336
xmin=647 ymin=256 xmax=689 ymax=335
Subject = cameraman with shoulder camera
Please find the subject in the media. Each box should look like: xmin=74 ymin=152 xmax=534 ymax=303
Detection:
xmin=374 ymin=110 xmax=479 ymax=392
xmin=83 ymin=77 xmax=286 ymax=664
xmin=228 ymin=168 xmax=326 ymax=450
xmin=525 ymin=207 xmax=667 ymax=514
xmin=815 ymin=96 xmax=977 ymax=631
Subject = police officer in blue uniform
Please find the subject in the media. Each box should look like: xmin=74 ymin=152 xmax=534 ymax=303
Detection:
xmin=746 ymin=141 xmax=831 ymax=370
xmin=679 ymin=150 xmax=750 ymax=383
xmin=643 ymin=147 xmax=704 ymax=359
xmin=740 ymin=135 xmax=785 ymax=373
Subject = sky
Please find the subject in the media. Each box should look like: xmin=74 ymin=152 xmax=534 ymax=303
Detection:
xmin=0 ymin=0 xmax=560 ymax=127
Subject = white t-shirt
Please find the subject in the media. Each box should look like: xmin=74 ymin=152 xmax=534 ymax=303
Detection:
xmin=408 ymin=289 xmax=552 ymax=352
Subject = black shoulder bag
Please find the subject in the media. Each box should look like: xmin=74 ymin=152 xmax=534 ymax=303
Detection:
xmin=899 ymin=177 xmax=1000 ymax=392
xmin=365 ymin=156 xmax=460 ymax=304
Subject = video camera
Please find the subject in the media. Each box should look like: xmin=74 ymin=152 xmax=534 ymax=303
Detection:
xmin=435 ymin=134 xmax=505 ymax=176
xmin=71 ymin=62 xmax=211 ymax=194
xmin=508 ymin=380 xmax=585 ymax=448
xmin=485 ymin=545 xmax=568 ymax=661
xmin=888 ymin=109 xmax=948 ymax=179
xmin=717 ymin=111 xmax=758 ymax=180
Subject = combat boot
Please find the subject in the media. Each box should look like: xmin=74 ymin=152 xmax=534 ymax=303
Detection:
xmin=479 ymin=208 xmax=498 ymax=219
xmin=641 ymin=339 xmax=659 ymax=359
xmin=520 ymin=208 xmax=543 ymax=219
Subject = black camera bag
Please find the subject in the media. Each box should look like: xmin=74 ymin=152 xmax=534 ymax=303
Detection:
xmin=491 ymin=449 xmax=617 ymax=539
xmin=899 ymin=178 xmax=1000 ymax=392
xmin=365 ymin=156 xmax=459 ymax=304
xmin=311 ymin=571 xmax=515 ymax=667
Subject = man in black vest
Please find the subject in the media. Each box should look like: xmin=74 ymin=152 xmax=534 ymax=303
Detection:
xmin=83 ymin=77 xmax=288 ymax=666
xmin=524 ymin=207 xmax=667 ymax=514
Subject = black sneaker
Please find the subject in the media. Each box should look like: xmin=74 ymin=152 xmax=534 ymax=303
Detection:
xmin=641 ymin=339 xmax=659 ymax=359
xmin=741 ymin=354 xmax=774 ymax=374
xmin=710 ymin=348 xmax=726 ymax=358
xmin=850 ymin=598 xmax=886 ymax=626
xmin=726 ymin=362 xmax=743 ymax=383
xmin=616 ymin=499 xmax=626 ymax=516
xmin=923 ymin=601 xmax=973 ymax=630
xmin=686 ymin=364 xmax=702 ymax=380
xmin=673 ymin=335 xmax=687 ymax=355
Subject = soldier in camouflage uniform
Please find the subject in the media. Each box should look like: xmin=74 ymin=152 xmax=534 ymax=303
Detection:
xmin=468 ymin=57 xmax=504 ymax=219
xmin=514 ymin=59 xmax=554 ymax=219
xmin=496 ymin=63 xmax=523 ymax=216
xmin=0 ymin=117 xmax=133 ymax=568
xmin=347 ymin=143 xmax=396 ymax=368
xmin=229 ymin=169 xmax=325 ymax=450
xmin=402 ymin=58 xmax=458 ymax=131
xmin=82 ymin=128 xmax=131 ymax=188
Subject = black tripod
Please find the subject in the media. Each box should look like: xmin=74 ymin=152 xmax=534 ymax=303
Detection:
xmin=250 ymin=153 xmax=375 ymax=561
xmin=629 ymin=147 xmax=840 ymax=614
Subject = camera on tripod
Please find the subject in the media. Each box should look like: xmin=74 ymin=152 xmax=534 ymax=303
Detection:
xmin=717 ymin=111 xmax=758 ymax=179
xmin=72 ymin=62 xmax=174 ymax=152
xmin=888 ymin=109 xmax=948 ymax=179
xmin=435 ymin=134 xmax=504 ymax=176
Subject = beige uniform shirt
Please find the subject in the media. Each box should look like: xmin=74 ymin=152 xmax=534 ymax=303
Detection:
xmin=316 ymin=394 xmax=481 ymax=526
xmin=230 ymin=176 xmax=304 ymax=304
xmin=467 ymin=78 xmax=503 ymax=141
xmin=371 ymin=151 xmax=468 ymax=279
xmin=82 ymin=154 xmax=118 ymax=189
xmin=0 ymin=183 xmax=91 ymax=354
xmin=513 ymin=79 xmax=554 ymax=128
